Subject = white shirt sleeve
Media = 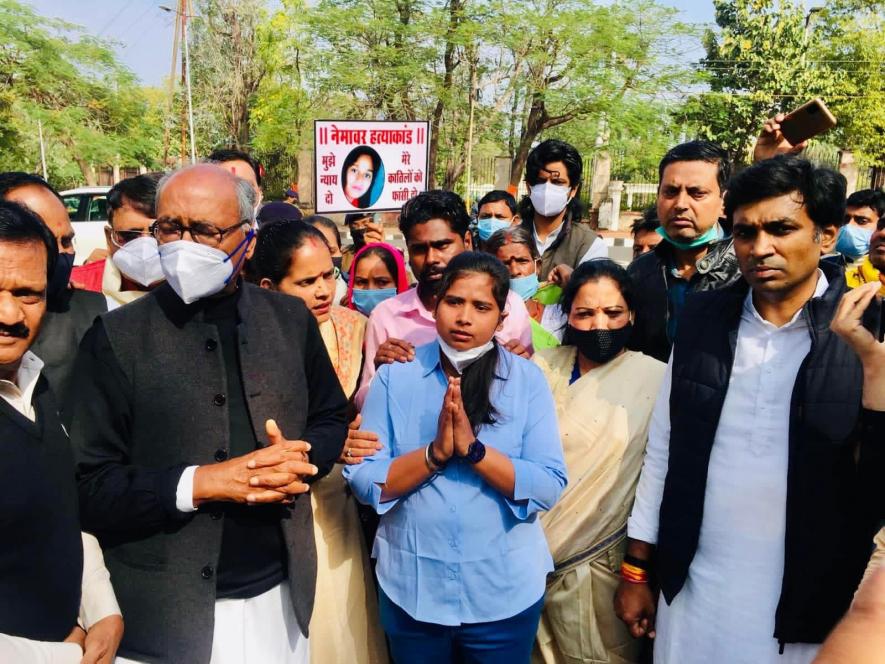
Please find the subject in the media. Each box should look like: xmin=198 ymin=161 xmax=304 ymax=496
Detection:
xmin=175 ymin=465 xmax=199 ymax=513
xmin=78 ymin=533 xmax=121 ymax=630
xmin=626 ymin=354 xmax=673 ymax=544
xmin=0 ymin=634 xmax=81 ymax=664
xmin=577 ymin=236 xmax=609 ymax=264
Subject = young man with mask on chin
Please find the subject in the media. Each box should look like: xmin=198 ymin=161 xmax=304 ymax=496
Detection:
xmin=626 ymin=141 xmax=742 ymax=362
xmin=0 ymin=172 xmax=108 ymax=410
xmin=616 ymin=156 xmax=883 ymax=664
xmin=353 ymin=190 xmax=533 ymax=409
xmin=68 ymin=164 xmax=347 ymax=664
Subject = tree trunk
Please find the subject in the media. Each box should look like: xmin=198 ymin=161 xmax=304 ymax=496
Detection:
xmin=509 ymin=94 xmax=546 ymax=187
xmin=427 ymin=0 xmax=463 ymax=189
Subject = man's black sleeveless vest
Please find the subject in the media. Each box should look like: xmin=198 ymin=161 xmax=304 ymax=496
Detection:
xmin=0 ymin=379 xmax=82 ymax=641
xmin=658 ymin=264 xmax=876 ymax=644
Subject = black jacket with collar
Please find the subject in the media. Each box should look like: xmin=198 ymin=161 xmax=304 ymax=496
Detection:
xmin=626 ymin=237 xmax=742 ymax=362
xmin=657 ymin=262 xmax=883 ymax=645
xmin=70 ymin=282 xmax=348 ymax=663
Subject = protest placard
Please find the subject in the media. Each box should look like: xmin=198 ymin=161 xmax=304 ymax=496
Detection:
xmin=314 ymin=120 xmax=430 ymax=214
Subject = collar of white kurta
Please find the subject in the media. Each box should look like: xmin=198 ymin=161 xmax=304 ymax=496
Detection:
xmin=743 ymin=269 xmax=829 ymax=330
xmin=0 ymin=350 xmax=44 ymax=421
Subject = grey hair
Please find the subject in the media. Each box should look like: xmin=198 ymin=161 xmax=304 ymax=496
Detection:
xmin=156 ymin=164 xmax=257 ymax=224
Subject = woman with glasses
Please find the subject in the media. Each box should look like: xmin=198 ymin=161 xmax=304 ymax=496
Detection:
xmin=247 ymin=219 xmax=388 ymax=664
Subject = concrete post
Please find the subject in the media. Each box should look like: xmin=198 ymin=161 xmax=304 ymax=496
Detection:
xmin=838 ymin=150 xmax=859 ymax=196
xmin=605 ymin=180 xmax=624 ymax=231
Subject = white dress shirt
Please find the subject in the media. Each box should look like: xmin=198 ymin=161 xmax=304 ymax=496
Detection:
xmin=533 ymin=221 xmax=608 ymax=264
xmin=0 ymin=352 xmax=121 ymax=664
xmin=628 ymin=272 xmax=828 ymax=664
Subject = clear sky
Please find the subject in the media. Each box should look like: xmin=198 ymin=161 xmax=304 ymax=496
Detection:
xmin=27 ymin=0 xmax=717 ymax=88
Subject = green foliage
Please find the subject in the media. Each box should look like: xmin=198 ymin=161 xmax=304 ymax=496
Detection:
xmin=0 ymin=0 xmax=164 ymax=187
xmin=680 ymin=0 xmax=885 ymax=166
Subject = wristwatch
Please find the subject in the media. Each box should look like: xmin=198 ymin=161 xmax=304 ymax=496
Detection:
xmin=463 ymin=439 xmax=486 ymax=464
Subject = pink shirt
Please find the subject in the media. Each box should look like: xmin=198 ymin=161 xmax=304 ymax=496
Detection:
xmin=355 ymin=286 xmax=534 ymax=407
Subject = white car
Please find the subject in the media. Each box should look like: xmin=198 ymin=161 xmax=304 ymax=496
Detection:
xmin=60 ymin=186 xmax=111 ymax=265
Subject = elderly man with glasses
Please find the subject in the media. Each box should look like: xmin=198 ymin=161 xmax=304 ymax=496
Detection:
xmin=68 ymin=164 xmax=348 ymax=664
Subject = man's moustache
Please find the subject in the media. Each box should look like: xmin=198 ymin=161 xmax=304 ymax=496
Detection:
xmin=0 ymin=322 xmax=30 ymax=339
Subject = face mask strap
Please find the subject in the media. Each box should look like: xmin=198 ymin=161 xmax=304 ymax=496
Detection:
xmin=223 ymin=228 xmax=255 ymax=284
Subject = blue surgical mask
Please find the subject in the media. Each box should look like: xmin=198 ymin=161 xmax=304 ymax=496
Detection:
xmin=510 ymin=273 xmax=539 ymax=301
xmin=477 ymin=217 xmax=513 ymax=241
xmin=835 ymin=224 xmax=873 ymax=260
xmin=656 ymin=224 xmax=722 ymax=250
xmin=352 ymin=287 xmax=397 ymax=316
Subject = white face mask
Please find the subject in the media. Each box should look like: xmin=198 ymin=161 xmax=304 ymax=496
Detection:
xmin=111 ymin=236 xmax=165 ymax=287
xmin=158 ymin=232 xmax=253 ymax=304
xmin=529 ymin=182 xmax=572 ymax=217
xmin=438 ymin=337 xmax=496 ymax=374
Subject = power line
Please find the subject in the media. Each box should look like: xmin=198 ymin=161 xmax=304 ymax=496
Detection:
xmin=95 ymin=0 xmax=140 ymax=38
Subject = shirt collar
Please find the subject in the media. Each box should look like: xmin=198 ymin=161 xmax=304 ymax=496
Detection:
xmin=0 ymin=350 xmax=44 ymax=407
xmin=396 ymin=286 xmax=435 ymax=322
xmin=533 ymin=221 xmax=563 ymax=253
xmin=743 ymin=268 xmax=829 ymax=329
xmin=418 ymin=339 xmax=444 ymax=377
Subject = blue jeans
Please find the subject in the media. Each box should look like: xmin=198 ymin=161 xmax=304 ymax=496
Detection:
xmin=379 ymin=589 xmax=544 ymax=664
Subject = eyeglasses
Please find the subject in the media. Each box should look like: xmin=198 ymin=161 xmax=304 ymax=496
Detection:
xmin=151 ymin=217 xmax=250 ymax=247
xmin=108 ymin=227 xmax=153 ymax=248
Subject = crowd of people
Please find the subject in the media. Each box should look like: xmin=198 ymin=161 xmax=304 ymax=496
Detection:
xmin=0 ymin=121 xmax=882 ymax=664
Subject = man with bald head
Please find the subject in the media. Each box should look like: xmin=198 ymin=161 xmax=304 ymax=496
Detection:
xmin=0 ymin=172 xmax=107 ymax=407
xmin=68 ymin=164 xmax=347 ymax=663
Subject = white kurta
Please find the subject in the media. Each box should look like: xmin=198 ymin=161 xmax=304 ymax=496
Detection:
xmin=628 ymin=273 xmax=828 ymax=664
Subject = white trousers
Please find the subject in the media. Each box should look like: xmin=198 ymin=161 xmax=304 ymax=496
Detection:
xmin=116 ymin=583 xmax=309 ymax=664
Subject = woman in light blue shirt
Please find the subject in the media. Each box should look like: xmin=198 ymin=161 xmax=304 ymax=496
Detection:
xmin=344 ymin=251 xmax=567 ymax=663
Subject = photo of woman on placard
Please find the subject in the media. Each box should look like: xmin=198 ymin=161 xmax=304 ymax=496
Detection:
xmin=342 ymin=145 xmax=385 ymax=209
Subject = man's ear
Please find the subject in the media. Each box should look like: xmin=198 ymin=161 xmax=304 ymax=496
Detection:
xmin=258 ymin=277 xmax=275 ymax=291
xmin=497 ymin=309 xmax=508 ymax=332
xmin=818 ymin=223 xmax=839 ymax=255
xmin=244 ymin=231 xmax=258 ymax=260
xmin=464 ymin=232 xmax=473 ymax=251
xmin=103 ymin=225 xmax=114 ymax=252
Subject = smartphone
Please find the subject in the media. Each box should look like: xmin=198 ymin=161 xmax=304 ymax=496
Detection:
xmin=779 ymin=98 xmax=837 ymax=145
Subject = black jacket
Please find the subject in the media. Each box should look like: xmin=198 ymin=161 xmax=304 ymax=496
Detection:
xmin=70 ymin=283 xmax=347 ymax=663
xmin=627 ymin=238 xmax=741 ymax=362
xmin=32 ymin=287 xmax=107 ymax=410
xmin=657 ymin=262 xmax=883 ymax=645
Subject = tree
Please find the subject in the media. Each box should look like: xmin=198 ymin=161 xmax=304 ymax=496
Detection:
xmin=495 ymin=0 xmax=697 ymax=187
xmin=0 ymin=0 xmax=164 ymax=187
xmin=190 ymin=0 xmax=269 ymax=150
xmin=680 ymin=0 xmax=885 ymax=166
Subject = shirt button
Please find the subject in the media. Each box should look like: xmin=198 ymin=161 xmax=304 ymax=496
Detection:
xmin=205 ymin=339 xmax=218 ymax=351
xmin=214 ymin=448 xmax=228 ymax=462
xmin=213 ymin=393 xmax=226 ymax=406
xmin=449 ymin=538 xmax=457 ymax=549
xmin=201 ymin=565 xmax=214 ymax=580
xmin=210 ymin=510 xmax=223 ymax=520
xmin=450 ymin=506 xmax=456 ymax=513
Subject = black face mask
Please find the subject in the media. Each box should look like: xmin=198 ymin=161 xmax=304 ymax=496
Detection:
xmin=350 ymin=228 xmax=367 ymax=249
xmin=48 ymin=252 xmax=75 ymax=300
xmin=566 ymin=323 xmax=632 ymax=365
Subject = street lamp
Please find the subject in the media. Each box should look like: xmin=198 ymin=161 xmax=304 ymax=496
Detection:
xmin=160 ymin=4 xmax=197 ymax=164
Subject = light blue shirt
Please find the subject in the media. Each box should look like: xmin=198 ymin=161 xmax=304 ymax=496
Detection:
xmin=344 ymin=340 xmax=567 ymax=626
